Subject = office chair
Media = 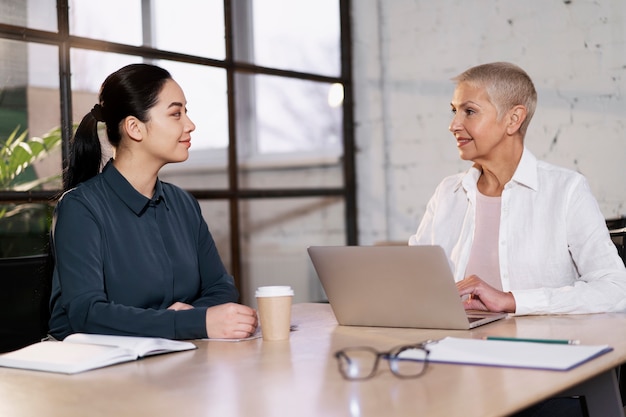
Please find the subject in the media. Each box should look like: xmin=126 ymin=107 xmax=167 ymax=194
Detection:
xmin=607 ymin=218 xmax=626 ymax=264
xmin=606 ymin=217 xmax=626 ymax=407
xmin=0 ymin=253 xmax=53 ymax=353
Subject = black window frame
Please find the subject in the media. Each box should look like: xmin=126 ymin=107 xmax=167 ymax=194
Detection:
xmin=0 ymin=0 xmax=357 ymax=291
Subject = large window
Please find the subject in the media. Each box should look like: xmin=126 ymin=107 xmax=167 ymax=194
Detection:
xmin=0 ymin=0 xmax=355 ymax=305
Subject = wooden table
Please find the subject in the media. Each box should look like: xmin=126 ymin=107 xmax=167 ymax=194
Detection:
xmin=1 ymin=303 xmax=625 ymax=417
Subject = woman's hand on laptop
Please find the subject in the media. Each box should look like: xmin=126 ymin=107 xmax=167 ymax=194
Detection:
xmin=457 ymin=275 xmax=516 ymax=313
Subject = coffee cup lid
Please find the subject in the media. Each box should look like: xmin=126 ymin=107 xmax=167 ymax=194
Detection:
xmin=255 ymin=286 xmax=294 ymax=297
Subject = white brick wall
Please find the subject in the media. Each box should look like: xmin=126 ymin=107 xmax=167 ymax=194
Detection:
xmin=353 ymin=0 xmax=626 ymax=244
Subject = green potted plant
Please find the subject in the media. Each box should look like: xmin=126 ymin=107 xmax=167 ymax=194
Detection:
xmin=0 ymin=126 xmax=63 ymax=257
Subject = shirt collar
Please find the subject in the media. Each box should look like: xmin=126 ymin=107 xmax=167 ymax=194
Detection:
xmin=455 ymin=147 xmax=539 ymax=193
xmin=102 ymin=159 xmax=168 ymax=216
xmin=455 ymin=166 xmax=481 ymax=193
xmin=510 ymin=147 xmax=539 ymax=191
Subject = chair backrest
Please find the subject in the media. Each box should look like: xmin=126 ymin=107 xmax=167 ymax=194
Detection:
xmin=607 ymin=217 xmax=626 ymax=266
xmin=0 ymin=253 xmax=53 ymax=353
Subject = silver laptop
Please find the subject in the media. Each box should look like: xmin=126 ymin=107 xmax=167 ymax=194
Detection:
xmin=307 ymin=245 xmax=507 ymax=330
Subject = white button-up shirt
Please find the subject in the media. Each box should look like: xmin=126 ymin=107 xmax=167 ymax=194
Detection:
xmin=409 ymin=148 xmax=626 ymax=315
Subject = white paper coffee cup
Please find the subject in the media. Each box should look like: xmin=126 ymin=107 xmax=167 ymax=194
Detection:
xmin=256 ymin=286 xmax=294 ymax=341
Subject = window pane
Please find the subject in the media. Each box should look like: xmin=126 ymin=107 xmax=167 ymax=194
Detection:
xmin=0 ymin=0 xmax=57 ymax=32
xmin=70 ymin=0 xmax=225 ymax=59
xmin=240 ymin=197 xmax=346 ymax=306
xmin=159 ymin=161 xmax=228 ymax=190
xmin=152 ymin=0 xmax=225 ymax=59
xmin=69 ymin=0 xmax=142 ymax=45
xmin=243 ymin=0 xmax=341 ymax=76
xmin=236 ymin=73 xmax=343 ymax=156
xmin=1 ymin=39 xmax=61 ymax=191
xmin=238 ymin=162 xmax=343 ymax=191
xmin=0 ymin=38 xmax=29 ymax=139
xmin=27 ymin=42 xmax=63 ymax=191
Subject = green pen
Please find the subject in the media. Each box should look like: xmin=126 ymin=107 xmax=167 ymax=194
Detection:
xmin=485 ymin=336 xmax=580 ymax=345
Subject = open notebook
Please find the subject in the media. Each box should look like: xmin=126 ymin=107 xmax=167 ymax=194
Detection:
xmin=0 ymin=334 xmax=196 ymax=374
xmin=308 ymin=245 xmax=507 ymax=330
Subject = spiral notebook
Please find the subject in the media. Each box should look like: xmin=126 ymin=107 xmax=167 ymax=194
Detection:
xmin=308 ymin=245 xmax=507 ymax=330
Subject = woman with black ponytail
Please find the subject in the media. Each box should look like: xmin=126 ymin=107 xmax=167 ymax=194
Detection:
xmin=49 ymin=63 xmax=257 ymax=340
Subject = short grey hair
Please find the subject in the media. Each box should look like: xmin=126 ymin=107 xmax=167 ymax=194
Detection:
xmin=452 ymin=62 xmax=537 ymax=136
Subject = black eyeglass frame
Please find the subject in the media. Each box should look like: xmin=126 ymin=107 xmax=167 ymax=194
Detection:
xmin=334 ymin=341 xmax=431 ymax=381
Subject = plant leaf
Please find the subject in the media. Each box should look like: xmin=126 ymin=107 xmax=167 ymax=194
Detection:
xmin=0 ymin=125 xmax=63 ymax=190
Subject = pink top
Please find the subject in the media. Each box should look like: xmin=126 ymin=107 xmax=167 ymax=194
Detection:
xmin=465 ymin=191 xmax=502 ymax=290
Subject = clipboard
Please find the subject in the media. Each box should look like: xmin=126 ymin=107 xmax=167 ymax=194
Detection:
xmin=407 ymin=337 xmax=613 ymax=371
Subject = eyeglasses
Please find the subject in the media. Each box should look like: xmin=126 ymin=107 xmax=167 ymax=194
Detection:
xmin=334 ymin=341 xmax=431 ymax=381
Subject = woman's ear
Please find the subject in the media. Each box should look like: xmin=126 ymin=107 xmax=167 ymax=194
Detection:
xmin=506 ymin=105 xmax=527 ymax=135
xmin=123 ymin=116 xmax=144 ymax=142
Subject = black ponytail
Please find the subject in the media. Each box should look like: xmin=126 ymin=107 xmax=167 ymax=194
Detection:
xmin=64 ymin=111 xmax=102 ymax=191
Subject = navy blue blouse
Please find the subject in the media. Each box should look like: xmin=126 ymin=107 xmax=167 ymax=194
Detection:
xmin=49 ymin=161 xmax=239 ymax=340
